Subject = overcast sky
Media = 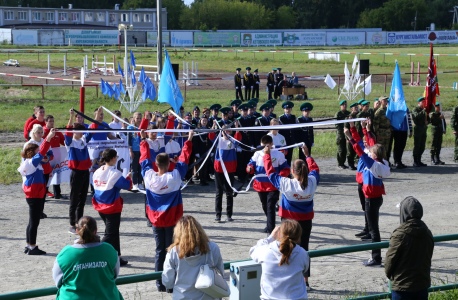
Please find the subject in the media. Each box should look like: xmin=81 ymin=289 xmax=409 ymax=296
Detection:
xmin=184 ymin=0 xmax=194 ymax=6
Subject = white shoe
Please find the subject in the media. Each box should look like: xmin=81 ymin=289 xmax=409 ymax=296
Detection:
xmin=131 ymin=184 xmax=139 ymax=191
xmin=138 ymin=183 xmax=144 ymax=190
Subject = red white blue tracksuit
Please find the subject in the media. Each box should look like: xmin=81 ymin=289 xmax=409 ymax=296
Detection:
xmin=92 ymin=165 xmax=132 ymax=256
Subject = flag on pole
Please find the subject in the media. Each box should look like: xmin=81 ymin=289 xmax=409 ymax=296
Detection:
xmin=386 ymin=61 xmax=408 ymax=130
xmin=424 ymin=43 xmax=437 ymax=113
xmin=352 ymin=55 xmax=358 ymax=71
xmin=130 ymin=50 xmax=136 ymax=68
xmin=101 ymin=79 xmax=107 ymax=95
xmin=343 ymin=61 xmax=350 ymax=90
xmin=149 ymin=81 xmax=157 ymax=101
xmin=142 ymin=78 xmax=151 ymax=101
xmin=127 ymin=63 xmax=131 ymax=78
xmin=117 ymin=61 xmax=124 ymax=78
xmin=434 ymin=58 xmax=440 ymax=96
xmin=139 ymin=67 xmax=146 ymax=85
xmin=119 ymin=79 xmax=126 ymax=94
xmin=363 ymin=75 xmax=371 ymax=95
xmin=158 ymin=49 xmax=184 ymax=113
xmin=106 ymin=83 xmax=114 ymax=98
xmin=113 ymin=83 xmax=121 ymax=100
xmin=324 ymin=74 xmax=337 ymax=89
xmin=131 ymin=69 xmax=136 ymax=86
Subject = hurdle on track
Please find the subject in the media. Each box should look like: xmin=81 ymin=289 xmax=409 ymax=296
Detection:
xmin=135 ymin=64 xmax=159 ymax=81
xmin=409 ymin=62 xmax=421 ymax=86
xmin=91 ymin=55 xmax=116 ymax=76
xmin=182 ymin=61 xmax=200 ymax=86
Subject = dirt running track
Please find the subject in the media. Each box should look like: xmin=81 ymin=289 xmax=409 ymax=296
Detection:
xmin=0 ymin=148 xmax=457 ymax=299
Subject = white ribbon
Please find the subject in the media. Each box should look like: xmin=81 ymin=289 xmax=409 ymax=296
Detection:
xmin=169 ymin=110 xmax=192 ymax=127
xmin=102 ymin=106 xmax=134 ymax=128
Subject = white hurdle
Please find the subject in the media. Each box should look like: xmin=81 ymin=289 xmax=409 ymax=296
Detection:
xmin=92 ymin=55 xmax=115 ymax=75
xmin=135 ymin=64 xmax=159 ymax=81
xmin=63 ymin=55 xmax=67 ymax=76
xmin=182 ymin=61 xmax=200 ymax=86
xmin=182 ymin=61 xmax=190 ymax=85
xmin=191 ymin=62 xmax=201 ymax=86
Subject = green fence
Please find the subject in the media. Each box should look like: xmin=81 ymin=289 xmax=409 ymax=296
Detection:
xmin=1 ymin=233 xmax=457 ymax=300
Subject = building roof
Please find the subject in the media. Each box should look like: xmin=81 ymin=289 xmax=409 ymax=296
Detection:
xmin=0 ymin=23 xmax=118 ymax=30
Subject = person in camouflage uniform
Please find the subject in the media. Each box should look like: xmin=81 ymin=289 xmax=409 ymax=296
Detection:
xmin=429 ymin=103 xmax=447 ymax=165
xmin=356 ymin=100 xmax=371 ymax=138
xmin=452 ymin=102 xmax=458 ymax=162
xmin=373 ymin=96 xmax=392 ymax=162
xmin=335 ymin=100 xmax=350 ymax=169
xmin=367 ymin=98 xmax=380 ymax=132
xmin=411 ymin=97 xmax=430 ymax=167
xmin=344 ymin=102 xmax=359 ymax=170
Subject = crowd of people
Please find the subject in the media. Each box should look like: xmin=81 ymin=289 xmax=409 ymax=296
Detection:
xmin=17 ymin=94 xmax=457 ymax=299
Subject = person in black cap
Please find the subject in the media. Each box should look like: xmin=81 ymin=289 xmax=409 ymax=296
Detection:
xmin=236 ymin=103 xmax=255 ymax=182
xmin=192 ymin=106 xmax=200 ymax=127
xmin=274 ymin=68 xmax=284 ymax=99
xmin=279 ymin=101 xmax=296 ymax=166
xmin=243 ymin=67 xmax=254 ymax=101
xmin=297 ymin=103 xmax=314 ymax=159
xmin=254 ymin=103 xmax=273 ymax=147
xmin=193 ymin=115 xmax=213 ymax=186
xmin=216 ymin=107 xmax=233 ymax=128
xmin=267 ymin=69 xmax=276 ymax=100
xmin=231 ymin=99 xmax=242 ymax=119
xmin=234 ymin=68 xmax=243 ymax=101
xmin=267 ymin=100 xmax=277 ymax=118
xmin=209 ymin=104 xmax=222 ymax=125
xmin=252 ymin=69 xmax=260 ymax=99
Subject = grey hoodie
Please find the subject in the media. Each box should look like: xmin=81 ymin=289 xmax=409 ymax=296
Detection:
xmin=162 ymin=241 xmax=224 ymax=300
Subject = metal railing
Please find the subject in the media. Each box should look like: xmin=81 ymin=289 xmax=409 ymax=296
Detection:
xmin=0 ymin=233 xmax=457 ymax=300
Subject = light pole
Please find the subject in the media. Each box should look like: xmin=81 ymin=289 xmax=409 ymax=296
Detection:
xmin=118 ymin=23 xmax=133 ymax=87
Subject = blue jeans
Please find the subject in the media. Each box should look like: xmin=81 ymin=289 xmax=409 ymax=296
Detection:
xmin=152 ymin=225 xmax=175 ymax=288
xmin=392 ymin=289 xmax=428 ymax=300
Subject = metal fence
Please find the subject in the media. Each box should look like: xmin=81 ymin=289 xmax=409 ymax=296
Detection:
xmin=0 ymin=233 xmax=457 ymax=300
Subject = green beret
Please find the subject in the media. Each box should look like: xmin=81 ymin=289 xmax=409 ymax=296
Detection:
xmin=374 ymin=98 xmax=379 ymax=102
xmin=339 ymin=100 xmax=347 ymax=105
xmin=358 ymin=99 xmax=365 ymax=104
xmin=300 ymin=103 xmax=313 ymax=111
xmin=266 ymin=99 xmax=277 ymax=107
xmin=435 ymin=102 xmax=441 ymax=106
xmin=350 ymin=102 xmax=358 ymax=108
xmin=250 ymin=98 xmax=259 ymax=104
xmin=236 ymin=68 xmax=241 ymax=71
xmin=282 ymin=101 xmax=294 ymax=109
xmin=231 ymin=99 xmax=242 ymax=107
xmin=361 ymin=101 xmax=370 ymax=106
xmin=277 ymin=67 xmax=282 ymax=71
xmin=247 ymin=100 xmax=257 ymax=107
xmin=272 ymin=68 xmax=277 ymax=71
xmin=247 ymin=102 xmax=255 ymax=109
xmin=246 ymin=67 xmax=251 ymax=70
xmin=417 ymin=97 xmax=425 ymax=102
xmin=254 ymin=69 xmax=258 ymax=72
xmin=220 ymin=107 xmax=231 ymax=114
xmin=238 ymin=104 xmax=249 ymax=111
xmin=259 ymin=103 xmax=271 ymax=111
xmin=210 ymin=104 xmax=222 ymax=111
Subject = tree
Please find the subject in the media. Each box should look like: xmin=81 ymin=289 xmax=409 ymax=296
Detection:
xmin=274 ymin=5 xmax=297 ymax=29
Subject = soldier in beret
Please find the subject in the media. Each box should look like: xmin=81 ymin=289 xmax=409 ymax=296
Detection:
xmin=335 ymin=100 xmax=351 ymax=169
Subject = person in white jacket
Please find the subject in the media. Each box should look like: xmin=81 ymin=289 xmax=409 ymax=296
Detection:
xmin=162 ymin=215 xmax=224 ymax=300
xmin=250 ymin=219 xmax=309 ymax=300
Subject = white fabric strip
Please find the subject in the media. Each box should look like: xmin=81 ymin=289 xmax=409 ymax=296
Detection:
xmin=169 ymin=110 xmax=192 ymax=127
xmin=217 ymin=130 xmax=244 ymax=194
xmin=102 ymin=106 xmax=134 ymax=128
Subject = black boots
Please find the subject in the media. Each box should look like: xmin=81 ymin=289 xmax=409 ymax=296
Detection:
xmin=413 ymin=156 xmax=427 ymax=167
xmin=431 ymin=155 xmax=437 ymax=165
xmin=435 ymin=154 xmax=445 ymax=165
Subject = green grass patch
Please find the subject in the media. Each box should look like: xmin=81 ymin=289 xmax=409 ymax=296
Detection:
xmin=0 ymin=147 xmax=22 ymax=184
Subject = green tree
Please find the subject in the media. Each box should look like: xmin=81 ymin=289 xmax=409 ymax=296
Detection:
xmin=273 ymin=5 xmax=297 ymax=29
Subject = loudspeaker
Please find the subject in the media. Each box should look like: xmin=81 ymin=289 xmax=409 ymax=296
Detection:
xmin=359 ymin=60 xmax=369 ymax=75
xmin=171 ymin=63 xmax=179 ymax=80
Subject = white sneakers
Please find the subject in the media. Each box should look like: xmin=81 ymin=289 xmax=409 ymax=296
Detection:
xmin=131 ymin=184 xmax=144 ymax=192
xmin=131 ymin=184 xmax=139 ymax=191
xmin=138 ymin=183 xmax=145 ymax=190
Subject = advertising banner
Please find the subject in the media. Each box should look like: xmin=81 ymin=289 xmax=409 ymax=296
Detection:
xmin=241 ymin=32 xmax=282 ymax=46
xmin=171 ymin=31 xmax=193 ymax=47
xmin=366 ymin=31 xmax=387 ymax=45
xmin=387 ymin=31 xmax=429 ymax=44
xmin=147 ymin=31 xmax=170 ymax=46
xmin=427 ymin=31 xmax=458 ymax=44
xmin=48 ymin=146 xmax=71 ymax=185
xmin=12 ymin=30 xmax=38 ymax=45
xmin=326 ymin=32 xmax=365 ymax=46
xmin=194 ymin=32 xmax=240 ymax=46
xmin=38 ymin=30 xmax=64 ymax=46
xmin=87 ymin=140 xmax=131 ymax=178
xmin=65 ymin=30 xmax=118 ymax=45
xmin=283 ymin=31 xmax=326 ymax=46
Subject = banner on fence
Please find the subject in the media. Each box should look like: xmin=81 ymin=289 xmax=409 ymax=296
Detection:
xmin=171 ymin=31 xmax=193 ymax=47
xmin=283 ymin=31 xmax=326 ymax=46
xmin=147 ymin=31 xmax=170 ymax=46
xmin=12 ymin=30 xmax=38 ymax=45
xmin=87 ymin=139 xmax=131 ymax=177
xmin=428 ymin=31 xmax=458 ymax=44
xmin=65 ymin=30 xmax=118 ymax=45
xmin=194 ymin=32 xmax=240 ymax=46
xmin=38 ymin=30 xmax=64 ymax=46
xmin=387 ymin=31 xmax=430 ymax=44
xmin=241 ymin=32 xmax=282 ymax=46
xmin=366 ymin=31 xmax=387 ymax=45
xmin=326 ymin=32 xmax=365 ymax=46
xmin=0 ymin=29 xmax=12 ymax=44
xmin=48 ymin=146 xmax=71 ymax=185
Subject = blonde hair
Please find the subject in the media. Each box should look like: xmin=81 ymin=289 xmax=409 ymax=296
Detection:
xmin=370 ymin=144 xmax=386 ymax=160
xmin=270 ymin=118 xmax=279 ymax=126
xmin=168 ymin=215 xmax=210 ymax=259
xmin=278 ymin=220 xmax=302 ymax=266
xmin=30 ymin=124 xmax=43 ymax=139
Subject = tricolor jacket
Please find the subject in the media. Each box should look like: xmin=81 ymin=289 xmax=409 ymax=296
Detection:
xmin=247 ymin=150 xmax=290 ymax=192
xmin=64 ymin=127 xmax=93 ymax=171
xmin=209 ymin=131 xmax=242 ymax=174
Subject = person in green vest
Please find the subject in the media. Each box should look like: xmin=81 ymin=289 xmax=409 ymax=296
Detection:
xmin=334 ymin=100 xmax=350 ymax=169
xmin=53 ymin=216 xmax=123 ymax=300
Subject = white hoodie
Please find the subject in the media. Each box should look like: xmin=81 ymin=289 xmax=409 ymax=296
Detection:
xmin=250 ymin=236 xmax=309 ymax=300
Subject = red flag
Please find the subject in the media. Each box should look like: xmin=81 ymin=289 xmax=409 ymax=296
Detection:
xmin=433 ymin=58 xmax=440 ymax=96
xmin=424 ymin=43 xmax=436 ymax=113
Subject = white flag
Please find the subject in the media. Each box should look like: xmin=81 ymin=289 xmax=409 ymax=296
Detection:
xmin=354 ymin=62 xmax=360 ymax=80
xmin=324 ymin=74 xmax=337 ymax=89
xmin=343 ymin=62 xmax=350 ymax=90
xmin=352 ymin=55 xmax=358 ymax=71
xmin=363 ymin=75 xmax=372 ymax=95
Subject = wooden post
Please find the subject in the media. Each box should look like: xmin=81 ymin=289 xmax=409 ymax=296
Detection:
xmin=42 ymin=86 xmax=44 ymax=99
xmin=384 ymin=75 xmax=387 ymax=93
xmin=96 ymin=85 xmax=98 ymax=98
xmin=338 ymin=76 xmax=340 ymax=95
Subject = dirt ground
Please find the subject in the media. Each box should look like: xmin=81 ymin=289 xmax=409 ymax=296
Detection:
xmin=0 ymin=148 xmax=457 ymax=300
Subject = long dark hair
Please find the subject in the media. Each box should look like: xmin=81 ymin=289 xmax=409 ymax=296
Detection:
xmin=21 ymin=143 xmax=39 ymax=159
xmin=100 ymin=149 xmax=117 ymax=164
xmin=77 ymin=216 xmax=100 ymax=244
xmin=293 ymin=159 xmax=309 ymax=189
xmin=278 ymin=220 xmax=302 ymax=266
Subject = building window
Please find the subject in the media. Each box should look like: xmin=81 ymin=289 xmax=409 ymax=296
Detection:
xmin=109 ymin=13 xmax=116 ymax=23
xmin=71 ymin=12 xmax=80 ymax=22
xmin=4 ymin=11 xmax=14 ymax=20
xmin=97 ymin=12 xmax=105 ymax=22
xmin=121 ymin=13 xmax=128 ymax=22
xmin=133 ymin=13 xmax=140 ymax=22
xmin=144 ymin=14 xmax=152 ymax=22
xmin=33 ymin=12 xmax=41 ymax=21
xmin=45 ymin=12 xmax=54 ymax=21
xmin=58 ymin=12 xmax=67 ymax=21
xmin=85 ymin=12 xmax=93 ymax=22
xmin=18 ymin=11 xmax=27 ymax=21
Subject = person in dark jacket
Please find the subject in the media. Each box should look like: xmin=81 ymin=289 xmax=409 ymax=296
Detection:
xmin=385 ymin=196 xmax=434 ymax=300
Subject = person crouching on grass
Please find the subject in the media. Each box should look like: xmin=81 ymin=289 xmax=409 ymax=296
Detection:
xmin=18 ymin=128 xmax=55 ymax=255
xmin=92 ymin=149 xmax=132 ymax=267
xmin=140 ymin=129 xmax=194 ymax=293
xmin=344 ymin=119 xmax=391 ymax=267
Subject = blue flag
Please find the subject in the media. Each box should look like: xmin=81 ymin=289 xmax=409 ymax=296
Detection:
xmin=149 ymin=81 xmax=157 ymax=101
xmin=101 ymin=79 xmax=107 ymax=95
xmin=127 ymin=63 xmax=131 ymax=78
xmin=131 ymin=69 xmax=136 ymax=86
xmin=113 ymin=83 xmax=121 ymax=100
xmin=119 ymin=79 xmax=126 ymax=94
xmin=142 ymin=77 xmax=151 ymax=101
xmin=117 ymin=61 xmax=124 ymax=78
xmin=139 ymin=67 xmax=146 ymax=85
xmin=157 ymin=50 xmax=184 ymax=113
xmin=106 ymin=83 xmax=114 ymax=98
xmin=130 ymin=50 xmax=136 ymax=68
xmin=386 ymin=62 xmax=408 ymax=130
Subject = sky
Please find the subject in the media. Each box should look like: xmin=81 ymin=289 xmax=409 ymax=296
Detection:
xmin=183 ymin=0 xmax=194 ymax=6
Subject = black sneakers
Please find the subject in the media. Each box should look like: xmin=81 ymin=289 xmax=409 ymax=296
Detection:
xmin=120 ymin=258 xmax=128 ymax=266
xmin=355 ymin=230 xmax=368 ymax=237
xmin=28 ymin=246 xmax=46 ymax=255
xmin=23 ymin=246 xmax=29 ymax=254
xmin=360 ymin=234 xmax=372 ymax=241
xmin=227 ymin=217 xmax=234 ymax=222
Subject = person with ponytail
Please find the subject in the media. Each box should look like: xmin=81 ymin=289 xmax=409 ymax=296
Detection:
xmin=18 ymin=128 xmax=55 ymax=255
xmin=250 ymin=220 xmax=309 ymax=300
xmin=92 ymin=148 xmax=132 ymax=266
xmin=53 ymin=216 xmax=123 ymax=300
xmin=263 ymin=143 xmax=319 ymax=291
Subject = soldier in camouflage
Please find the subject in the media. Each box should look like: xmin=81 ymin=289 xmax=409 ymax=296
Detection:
xmin=367 ymin=98 xmax=380 ymax=132
xmin=356 ymin=100 xmax=371 ymax=139
xmin=344 ymin=102 xmax=359 ymax=170
xmin=430 ymin=103 xmax=446 ymax=165
xmin=373 ymin=96 xmax=392 ymax=162
xmin=411 ymin=97 xmax=430 ymax=167
xmin=452 ymin=101 xmax=458 ymax=162
xmin=335 ymin=100 xmax=351 ymax=169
